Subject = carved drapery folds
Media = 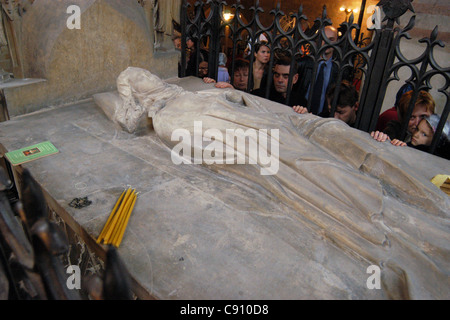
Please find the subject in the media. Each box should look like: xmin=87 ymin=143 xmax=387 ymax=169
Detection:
xmin=138 ymin=0 xmax=181 ymax=51
xmin=1 ymin=0 xmax=34 ymax=20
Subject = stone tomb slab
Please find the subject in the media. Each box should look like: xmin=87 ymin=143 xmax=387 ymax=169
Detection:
xmin=0 ymin=78 xmax=448 ymax=300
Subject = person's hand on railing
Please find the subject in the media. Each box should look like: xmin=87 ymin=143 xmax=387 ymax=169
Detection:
xmin=390 ymin=139 xmax=407 ymax=147
xmin=214 ymin=82 xmax=234 ymax=89
xmin=370 ymin=130 xmax=390 ymax=142
xmin=203 ymin=77 xmax=216 ymax=84
xmin=203 ymin=77 xmax=235 ymax=89
xmin=293 ymin=105 xmax=309 ymax=114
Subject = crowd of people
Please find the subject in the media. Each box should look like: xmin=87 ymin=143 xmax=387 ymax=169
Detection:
xmin=172 ymin=26 xmax=450 ymax=161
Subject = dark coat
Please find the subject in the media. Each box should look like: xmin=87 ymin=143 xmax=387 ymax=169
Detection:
xmin=252 ymin=85 xmax=307 ymax=108
xmin=407 ymin=139 xmax=450 ymax=161
xmin=294 ymin=56 xmax=340 ymax=115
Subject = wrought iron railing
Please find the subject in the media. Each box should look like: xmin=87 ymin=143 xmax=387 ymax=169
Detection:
xmin=180 ymin=0 xmax=449 ymax=157
xmin=0 ymin=167 xmax=134 ymax=300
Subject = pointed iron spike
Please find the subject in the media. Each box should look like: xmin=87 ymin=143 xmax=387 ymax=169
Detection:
xmin=408 ymin=0 xmax=415 ymax=13
xmin=30 ymin=219 xmax=69 ymax=256
xmin=298 ymin=4 xmax=303 ymax=16
xmin=0 ymin=193 xmax=34 ymax=269
xmin=47 ymin=221 xmax=70 ymax=255
xmin=103 ymin=245 xmax=133 ymax=300
xmin=21 ymin=169 xmax=48 ymax=229
xmin=430 ymin=25 xmax=438 ymax=43
xmin=252 ymin=0 xmax=261 ymax=13
xmin=322 ymin=5 xmax=327 ymax=19
xmin=0 ymin=167 xmax=11 ymax=191
xmin=232 ymin=0 xmax=242 ymax=12
xmin=404 ymin=14 xmax=416 ymax=32
xmin=82 ymin=274 xmax=103 ymax=300
xmin=349 ymin=12 xmax=354 ymax=25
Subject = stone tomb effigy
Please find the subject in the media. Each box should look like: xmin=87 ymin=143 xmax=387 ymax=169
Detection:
xmin=1 ymin=67 xmax=449 ymax=299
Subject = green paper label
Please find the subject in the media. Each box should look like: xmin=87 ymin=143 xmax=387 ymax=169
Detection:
xmin=5 ymin=141 xmax=59 ymax=166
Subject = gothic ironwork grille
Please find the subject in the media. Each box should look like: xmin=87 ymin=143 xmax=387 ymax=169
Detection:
xmin=180 ymin=0 xmax=449 ymax=156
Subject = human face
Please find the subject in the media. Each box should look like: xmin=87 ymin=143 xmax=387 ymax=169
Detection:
xmin=323 ymin=27 xmax=337 ymax=59
xmin=411 ymin=119 xmax=433 ymax=147
xmin=334 ymin=105 xmax=357 ymax=125
xmin=273 ymin=65 xmax=298 ymax=97
xmin=255 ymin=45 xmax=270 ymax=64
xmin=186 ymin=39 xmax=195 ymax=49
xmin=408 ymin=103 xmax=431 ymax=133
xmin=233 ymin=68 xmax=249 ymax=90
xmin=198 ymin=61 xmax=208 ymax=78
xmin=173 ymin=38 xmax=181 ymax=51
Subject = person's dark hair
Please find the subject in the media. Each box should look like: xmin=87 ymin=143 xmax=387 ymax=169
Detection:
xmin=273 ymin=48 xmax=291 ymax=61
xmin=395 ymin=83 xmax=413 ymax=107
xmin=326 ymin=80 xmax=358 ymax=107
xmin=254 ymin=42 xmax=270 ymax=54
xmin=274 ymin=54 xmax=297 ymax=73
xmin=234 ymin=58 xmax=249 ymax=71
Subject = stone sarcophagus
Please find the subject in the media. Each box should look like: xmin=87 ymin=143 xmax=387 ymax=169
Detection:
xmin=85 ymin=67 xmax=449 ymax=300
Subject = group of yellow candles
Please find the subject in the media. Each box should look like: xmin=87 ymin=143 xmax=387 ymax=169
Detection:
xmin=97 ymin=187 xmax=137 ymax=247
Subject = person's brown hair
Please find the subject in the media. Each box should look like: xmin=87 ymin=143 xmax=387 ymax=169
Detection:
xmin=234 ymin=58 xmax=249 ymax=71
xmin=398 ymin=90 xmax=435 ymax=119
xmin=326 ymin=80 xmax=358 ymax=108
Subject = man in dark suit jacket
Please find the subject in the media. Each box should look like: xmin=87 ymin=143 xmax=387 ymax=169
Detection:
xmin=252 ymin=55 xmax=307 ymax=108
xmin=295 ymin=26 xmax=339 ymax=116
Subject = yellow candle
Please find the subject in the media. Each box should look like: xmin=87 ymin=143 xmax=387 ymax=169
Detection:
xmin=103 ymin=187 xmax=133 ymax=244
xmin=97 ymin=188 xmax=126 ymax=243
xmin=110 ymin=190 xmax=135 ymax=245
xmin=114 ymin=193 xmax=137 ymax=247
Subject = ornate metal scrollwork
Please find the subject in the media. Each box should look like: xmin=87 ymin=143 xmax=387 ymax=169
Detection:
xmin=387 ymin=15 xmax=450 ymax=151
xmin=180 ymin=0 xmax=449 ymax=156
xmin=377 ymin=0 xmax=414 ymax=23
xmin=0 ymin=168 xmax=134 ymax=299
